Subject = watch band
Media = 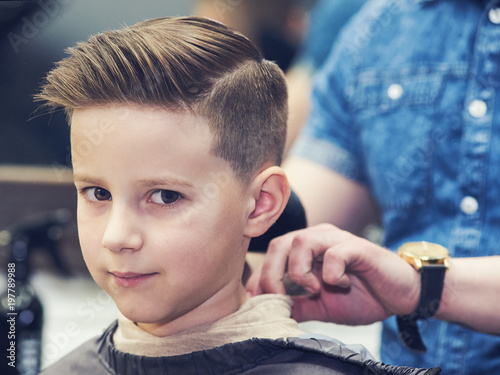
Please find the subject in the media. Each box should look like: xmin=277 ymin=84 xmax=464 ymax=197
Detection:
xmin=396 ymin=265 xmax=446 ymax=352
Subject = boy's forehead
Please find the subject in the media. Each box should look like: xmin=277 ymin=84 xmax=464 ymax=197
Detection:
xmin=69 ymin=105 xmax=239 ymax=182
xmin=70 ymin=105 xmax=215 ymax=144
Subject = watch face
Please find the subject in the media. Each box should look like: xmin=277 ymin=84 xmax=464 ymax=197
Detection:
xmin=399 ymin=242 xmax=449 ymax=261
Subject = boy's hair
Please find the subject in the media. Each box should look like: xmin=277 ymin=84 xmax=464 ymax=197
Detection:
xmin=35 ymin=16 xmax=287 ymax=181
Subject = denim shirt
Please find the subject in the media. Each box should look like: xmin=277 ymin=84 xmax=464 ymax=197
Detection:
xmin=292 ymin=0 xmax=500 ymax=373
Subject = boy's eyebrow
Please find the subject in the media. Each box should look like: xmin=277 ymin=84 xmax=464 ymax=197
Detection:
xmin=73 ymin=173 xmax=194 ymax=189
xmin=132 ymin=177 xmax=194 ymax=189
xmin=73 ymin=174 xmax=103 ymax=185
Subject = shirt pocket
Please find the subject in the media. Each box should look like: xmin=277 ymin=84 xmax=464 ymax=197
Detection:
xmin=348 ymin=66 xmax=446 ymax=211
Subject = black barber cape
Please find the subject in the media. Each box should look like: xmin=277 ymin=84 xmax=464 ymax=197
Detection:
xmin=41 ymin=321 xmax=441 ymax=375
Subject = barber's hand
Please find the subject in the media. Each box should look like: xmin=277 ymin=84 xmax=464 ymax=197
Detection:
xmin=246 ymin=224 xmax=421 ymax=325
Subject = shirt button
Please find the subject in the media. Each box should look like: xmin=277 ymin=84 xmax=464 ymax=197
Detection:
xmin=489 ymin=8 xmax=500 ymax=24
xmin=460 ymin=196 xmax=478 ymax=215
xmin=468 ymin=99 xmax=487 ymax=118
xmin=387 ymin=83 xmax=404 ymax=100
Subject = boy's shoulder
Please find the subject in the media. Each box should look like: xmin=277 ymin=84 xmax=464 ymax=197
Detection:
xmin=39 ymin=323 xmax=112 ymax=375
xmin=40 ymin=321 xmax=440 ymax=375
xmin=263 ymin=337 xmax=441 ymax=375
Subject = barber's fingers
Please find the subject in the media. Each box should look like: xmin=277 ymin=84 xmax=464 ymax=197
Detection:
xmin=257 ymin=230 xmax=299 ymax=294
xmin=287 ymin=224 xmax=354 ymax=292
xmin=249 ymin=224 xmax=354 ymax=295
xmin=321 ymin=243 xmax=355 ymax=288
xmin=286 ymin=231 xmax=324 ymax=294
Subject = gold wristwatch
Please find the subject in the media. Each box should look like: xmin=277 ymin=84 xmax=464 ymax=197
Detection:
xmin=396 ymin=241 xmax=450 ymax=352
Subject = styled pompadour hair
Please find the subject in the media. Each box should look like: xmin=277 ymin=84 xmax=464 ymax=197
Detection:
xmin=35 ymin=16 xmax=288 ymax=181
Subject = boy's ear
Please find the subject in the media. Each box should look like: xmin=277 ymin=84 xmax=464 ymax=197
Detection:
xmin=244 ymin=166 xmax=290 ymax=238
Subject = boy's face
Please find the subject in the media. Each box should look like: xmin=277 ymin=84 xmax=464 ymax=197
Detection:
xmin=72 ymin=106 xmax=252 ymax=336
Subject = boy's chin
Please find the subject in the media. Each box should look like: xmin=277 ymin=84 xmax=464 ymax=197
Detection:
xmin=117 ymin=305 xmax=184 ymax=335
xmin=118 ymin=308 xmax=159 ymax=325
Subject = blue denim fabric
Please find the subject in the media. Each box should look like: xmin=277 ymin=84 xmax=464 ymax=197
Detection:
xmin=292 ymin=0 xmax=367 ymax=73
xmin=292 ymin=0 xmax=500 ymax=373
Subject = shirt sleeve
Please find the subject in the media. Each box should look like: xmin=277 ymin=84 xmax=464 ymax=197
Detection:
xmin=290 ymin=30 xmax=368 ymax=185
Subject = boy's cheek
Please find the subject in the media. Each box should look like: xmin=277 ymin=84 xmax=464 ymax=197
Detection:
xmin=77 ymin=224 xmax=103 ymax=257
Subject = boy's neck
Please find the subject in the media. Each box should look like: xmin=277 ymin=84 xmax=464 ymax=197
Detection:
xmin=113 ymin=294 xmax=303 ymax=357
xmin=136 ymin=282 xmax=250 ymax=337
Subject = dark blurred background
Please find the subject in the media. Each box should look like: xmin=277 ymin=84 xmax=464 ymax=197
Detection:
xmin=2 ymin=1 xmax=199 ymax=166
xmin=0 ymin=0 xmax=310 ymax=167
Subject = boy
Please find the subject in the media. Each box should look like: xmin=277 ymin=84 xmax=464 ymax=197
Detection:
xmin=36 ymin=16 xmax=439 ymax=374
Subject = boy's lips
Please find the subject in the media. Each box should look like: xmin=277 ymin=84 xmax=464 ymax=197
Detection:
xmin=109 ymin=271 xmax=158 ymax=287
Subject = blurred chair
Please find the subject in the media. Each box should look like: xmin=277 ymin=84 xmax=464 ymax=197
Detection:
xmin=0 ymin=165 xmax=84 ymax=275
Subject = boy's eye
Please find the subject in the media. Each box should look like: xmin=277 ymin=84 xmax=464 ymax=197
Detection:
xmin=84 ymin=187 xmax=111 ymax=201
xmin=150 ymin=190 xmax=181 ymax=205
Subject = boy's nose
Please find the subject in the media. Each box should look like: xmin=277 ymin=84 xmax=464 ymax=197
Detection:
xmin=102 ymin=207 xmax=143 ymax=252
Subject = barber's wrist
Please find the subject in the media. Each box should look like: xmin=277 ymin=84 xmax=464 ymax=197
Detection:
xmin=381 ymin=256 xmax=421 ymax=317
xmin=378 ymin=247 xmax=421 ymax=317
xmin=432 ymin=257 xmax=457 ymax=322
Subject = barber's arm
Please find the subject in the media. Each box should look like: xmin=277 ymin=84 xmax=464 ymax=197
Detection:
xmin=436 ymin=256 xmax=500 ymax=335
xmin=247 ymin=223 xmax=500 ymax=336
xmin=283 ymin=156 xmax=378 ymax=233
